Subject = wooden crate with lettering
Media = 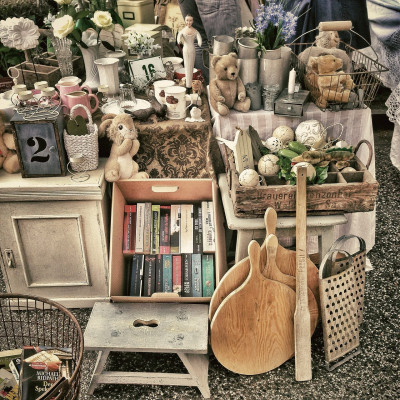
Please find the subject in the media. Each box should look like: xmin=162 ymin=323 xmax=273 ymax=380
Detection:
xmin=223 ymin=141 xmax=378 ymax=217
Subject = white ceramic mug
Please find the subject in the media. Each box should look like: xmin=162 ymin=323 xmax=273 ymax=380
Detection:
xmin=58 ymin=76 xmax=82 ymax=86
xmin=34 ymin=81 xmax=49 ymax=90
xmin=164 ymin=86 xmax=187 ymax=119
xmin=153 ymin=80 xmax=175 ymax=104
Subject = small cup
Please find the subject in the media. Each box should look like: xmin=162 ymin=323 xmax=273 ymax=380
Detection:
xmin=119 ymin=83 xmax=137 ymax=112
xmin=39 ymin=87 xmax=59 ymax=107
xmin=12 ymin=84 xmax=27 ymax=94
xmin=153 ymin=80 xmax=175 ymax=105
xmin=164 ymin=86 xmax=187 ymax=119
xmin=34 ymin=81 xmax=48 ymax=90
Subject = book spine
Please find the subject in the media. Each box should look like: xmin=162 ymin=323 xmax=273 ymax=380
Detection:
xmin=8 ymin=358 xmax=20 ymax=384
xmin=155 ymin=254 xmax=163 ymax=293
xmin=123 ymin=205 xmax=136 ymax=254
xmin=143 ymin=255 xmax=156 ymax=297
xmin=159 ymin=206 xmax=171 ymax=254
xmin=181 ymin=254 xmax=192 ymax=297
xmin=123 ymin=208 xmax=130 ymax=253
xmin=135 ymin=203 xmax=145 ymax=253
xmin=172 ymin=255 xmax=182 ymax=296
xmin=180 ymin=204 xmax=194 ymax=254
xmin=143 ymin=202 xmax=152 ymax=254
xmin=191 ymin=253 xmax=202 ymax=297
xmin=193 ymin=203 xmax=203 ymax=253
xmin=202 ymin=254 xmax=215 ymax=297
xmin=125 ymin=258 xmax=132 ymax=295
xmin=170 ymin=205 xmax=181 ymax=254
xmin=202 ymin=201 xmax=216 ymax=252
xmin=162 ymin=255 xmax=173 ymax=292
xmin=151 ymin=205 xmax=161 ymax=254
xmin=129 ymin=255 xmax=144 ymax=296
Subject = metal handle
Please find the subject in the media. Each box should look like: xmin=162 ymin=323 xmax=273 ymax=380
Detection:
xmin=5 ymin=249 xmax=16 ymax=268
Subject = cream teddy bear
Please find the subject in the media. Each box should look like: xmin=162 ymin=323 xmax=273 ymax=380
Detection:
xmin=99 ymin=113 xmax=149 ymax=182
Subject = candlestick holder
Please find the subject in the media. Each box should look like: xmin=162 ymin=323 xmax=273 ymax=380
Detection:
xmin=274 ymin=88 xmax=310 ymax=117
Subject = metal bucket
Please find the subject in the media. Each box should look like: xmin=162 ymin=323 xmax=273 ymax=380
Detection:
xmin=238 ymin=58 xmax=259 ymax=85
xmin=202 ymin=49 xmax=217 ymax=81
xmin=212 ymin=35 xmax=235 ymax=55
xmin=237 ymin=37 xmax=258 ymax=59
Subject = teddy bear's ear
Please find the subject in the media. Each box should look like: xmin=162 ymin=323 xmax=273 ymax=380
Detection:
xmin=308 ymin=56 xmax=319 ymax=73
xmin=101 ymin=113 xmax=117 ymax=122
xmin=228 ymin=52 xmax=238 ymax=59
xmin=211 ymin=55 xmax=222 ymax=68
xmin=98 ymin=118 xmax=114 ymax=138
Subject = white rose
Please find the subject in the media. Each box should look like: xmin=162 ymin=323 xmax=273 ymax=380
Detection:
xmin=91 ymin=11 xmax=113 ymax=31
xmin=52 ymin=15 xmax=75 ymax=39
xmin=54 ymin=0 xmax=72 ymax=4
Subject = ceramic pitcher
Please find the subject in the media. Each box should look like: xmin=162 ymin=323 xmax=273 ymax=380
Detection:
xmin=64 ymin=90 xmax=99 ymax=119
xmin=94 ymin=58 xmax=120 ymax=96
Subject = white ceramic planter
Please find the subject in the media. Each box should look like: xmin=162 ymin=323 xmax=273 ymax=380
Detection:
xmin=94 ymin=58 xmax=120 ymax=96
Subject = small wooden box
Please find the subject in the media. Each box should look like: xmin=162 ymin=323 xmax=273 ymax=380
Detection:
xmin=274 ymin=88 xmax=309 ymax=117
xmin=109 ymin=179 xmax=227 ymax=303
xmin=223 ymin=146 xmax=379 ymax=217
xmin=14 ymin=61 xmax=61 ymax=89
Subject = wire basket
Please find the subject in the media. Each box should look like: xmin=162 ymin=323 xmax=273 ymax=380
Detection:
xmin=291 ymin=41 xmax=388 ymax=111
xmin=0 ymin=294 xmax=83 ymax=400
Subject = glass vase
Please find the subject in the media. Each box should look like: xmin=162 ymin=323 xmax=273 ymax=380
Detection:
xmin=51 ymin=37 xmax=74 ymax=77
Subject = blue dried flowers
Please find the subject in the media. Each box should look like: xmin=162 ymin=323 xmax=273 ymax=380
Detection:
xmin=253 ymin=1 xmax=298 ymax=50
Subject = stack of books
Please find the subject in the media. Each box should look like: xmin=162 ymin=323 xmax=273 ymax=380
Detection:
xmin=123 ymin=201 xmax=216 ymax=298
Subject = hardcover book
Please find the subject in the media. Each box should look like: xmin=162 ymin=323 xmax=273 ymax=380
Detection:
xmin=129 ymin=254 xmax=144 ymax=296
xmin=151 ymin=205 xmax=161 ymax=254
xmin=135 ymin=203 xmax=146 ymax=253
xmin=162 ymin=254 xmax=173 ymax=292
xmin=19 ymin=346 xmax=72 ymax=400
xmin=170 ymin=205 xmax=181 ymax=254
xmin=123 ymin=205 xmax=136 ymax=254
xmin=202 ymin=254 xmax=215 ymax=297
xmin=155 ymin=254 xmax=163 ymax=293
xmin=143 ymin=202 xmax=153 ymax=254
xmin=143 ymin=255 xmax=156 ymax=297
xmin=180 ymin=204 xmax=194 ymax=254
xmin=159 ymin=205 xmax=171 ymax=254
xmin=191 ymin=253 xmax=202 ymax=297
xmin=172 ymin=255 xmax=182 ymax=295
xmin=202 ymin=201 xmax=216 ymax=252
xmin=193 ymin=203 xmax=203 ymax=253
xmin=181 ymin=253 xmax=192 ymax=297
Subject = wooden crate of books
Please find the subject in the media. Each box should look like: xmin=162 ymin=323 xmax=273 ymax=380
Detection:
xmin=110 ymin=179 xmax=227 ymax=303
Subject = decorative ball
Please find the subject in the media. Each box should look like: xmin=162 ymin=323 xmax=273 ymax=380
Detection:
xmin=258 ymin=154 xmax=280 ymax=176
xmin=291 ymin=162 xmax=316 ymax=180
xmin=336 ymin=140 xmax=349 ymax=148
xmin=295 ymin=120 xmax=326 ymax=147
xmin=239 ymin=169 xmax=260 ymax=187
xmin=264 ymin=137 xmax=283 ymax=153
xmin=341 ymin=167 xmax=357 ymax=173
xmin=272 ymin=125 xmax=294 ymax=145
xmin=190 ymin=106 xmax=202 ymax=119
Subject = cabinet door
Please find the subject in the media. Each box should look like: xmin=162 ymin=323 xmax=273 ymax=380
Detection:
xmin=0 ymin=200 xmax=109 ymax=304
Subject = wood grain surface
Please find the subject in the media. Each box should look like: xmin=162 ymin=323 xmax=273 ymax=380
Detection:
xmin=210 ymin=240 xmax=296 ymax=375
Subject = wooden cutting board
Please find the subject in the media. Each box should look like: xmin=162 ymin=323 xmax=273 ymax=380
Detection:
xmin=208 ymin=208 xmax=319 ymax=321
xmin=210 ymin=240 xmax=296 ymax=375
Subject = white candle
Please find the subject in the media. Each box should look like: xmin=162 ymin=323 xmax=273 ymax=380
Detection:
xmin=288 ymin=68 xmax=296 ymax=95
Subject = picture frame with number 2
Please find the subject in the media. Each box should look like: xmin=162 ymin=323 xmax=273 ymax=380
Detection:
xmin=128 ymin=56 xmax=167 ymax=93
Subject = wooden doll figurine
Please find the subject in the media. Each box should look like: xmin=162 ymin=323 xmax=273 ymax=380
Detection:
xmin=177 ymin=14 xmax=202 ymax=91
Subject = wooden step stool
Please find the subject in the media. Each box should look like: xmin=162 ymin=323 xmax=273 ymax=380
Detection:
xmin=84 ymin=302 xmax=210 ymax=398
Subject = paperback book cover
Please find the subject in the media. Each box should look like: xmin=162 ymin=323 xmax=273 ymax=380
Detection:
xmin=8 ymin=358 xmax=20 ymax=386
xmin=202 ymin=201 xmax=216 ymax=252
xmin=123 ymin=205 xmax=136 ymax=254
xmin=181 ymin=253 xmax=192 ymax=297
xmin=193 ymin=203 xmax=203 ymax=253
xmin=202 ymin=254 xmax=215 ymax=297
xmin=143 ymin=255 xmax=156 ymax=297
xmin=155 ymin=254 xmax=163 ymax=293
xmin=135 ymin=203 xmax=146 ymax=253
xmin=129 ymin=254 xmax=144 ymax=296
xmin=170 ymin=205 xmax=181 ymax=254
xmin=162 ymin=254 xmax=173 ymax=292
xmin=159 ymin=205 xmax=171 ymax=254
xmin=20 ymin=346 xmax=72 ymax=400
xmin=191 ymin=253 xmax=202 ymax=297
xmin=151 ymin=205 xmax=161 ymax=254
xmin=180 ymin=204 xmax=194 ymax=254
xmin=143 ymin=202 xmax=153 ymax=254
xmin=172 ymin=255 xmax=182 ymax=295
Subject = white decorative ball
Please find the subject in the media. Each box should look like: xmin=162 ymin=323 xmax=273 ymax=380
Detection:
xmin=341 ymin=166 xmax=357 ymax=173
xmin=291 ymin=162 xmax=316 ymax=180
xmin=295 ymin=120 xmax=326 ymax=147
xmin=258 ymin=154 xmax=280 ymax=176
xmin=239 ymin=169 xmax=260 ymax=187
xmin=272 ymin=125 xmax=295 ymax=145
xmin=264 ymin=137 xmax=283 ymax=153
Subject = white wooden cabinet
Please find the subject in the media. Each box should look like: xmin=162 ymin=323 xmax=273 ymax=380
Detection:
xmin=0 ymin=159 xmax=110 ymax=308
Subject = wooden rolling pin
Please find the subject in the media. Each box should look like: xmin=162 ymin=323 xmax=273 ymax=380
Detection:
xmin=318 ymin=21 xmax=352 ymax=32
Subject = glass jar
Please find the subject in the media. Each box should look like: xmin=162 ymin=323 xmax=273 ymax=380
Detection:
xmin=119 ymin=83 xmax=137 ymax=112
xmin=38 ymin=87 xmax=59 ymax=108
xmin=16 ymin=90 xmax=38 ymax=110
xmin=262 ymin=84 xmax=280 ymax=111
xmin=97 ymin=84 xmax=110 ymax=107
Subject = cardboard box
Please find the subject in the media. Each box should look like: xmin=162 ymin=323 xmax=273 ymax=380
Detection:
xmin=110 ymin=179 xmax=227 ymax=303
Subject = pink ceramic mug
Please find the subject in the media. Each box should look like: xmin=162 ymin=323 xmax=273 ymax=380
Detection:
xmin=56 ymin=81 xmax=92 ymax=105
xmin=64 ymin=90 xmax=99 ymax=119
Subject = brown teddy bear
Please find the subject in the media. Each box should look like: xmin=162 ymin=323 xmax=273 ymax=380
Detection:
xmin=0 ymin=117 xmax=20 ymax=174
xmin=306 ymin=54 xmax=355 ymax=108
xmin=99 ymin=113 xmax=149 ymax=182
xmin=209 ymin=52 xmax=251 ymax=116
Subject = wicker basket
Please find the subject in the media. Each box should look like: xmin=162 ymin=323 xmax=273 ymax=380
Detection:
xmin=64 ymin=104 xmax=99 ymax=172
xmin=0 ymin=294 xmax=83 ymax=400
